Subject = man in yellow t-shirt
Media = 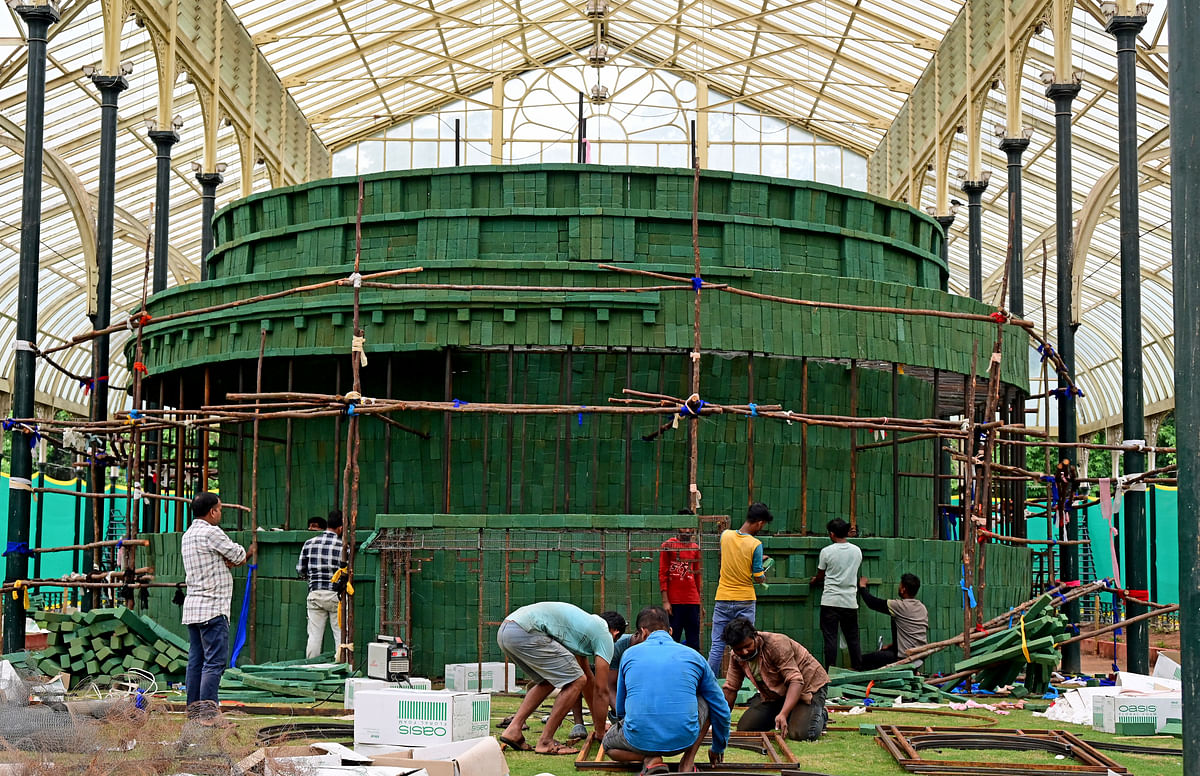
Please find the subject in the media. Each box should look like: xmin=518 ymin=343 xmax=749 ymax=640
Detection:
xmin=706 ymin=503 xmax=773 ymax=677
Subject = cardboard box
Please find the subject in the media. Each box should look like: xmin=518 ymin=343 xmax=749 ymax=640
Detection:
xmin=1092 ymin=693 xmax=1182 ymax=736
xmin=366 ymin=737 xmax=508 ymax=776
xmin=398 ymin=677 xmax=433 ymax=691
xmin=354 ymin=689 xmax=491 ymax=746
xmin=444 ymin=662 xmax=517 ymax=693
xmin=346 ymin=678 xmax=395 ymax=710
xmin=1153 ymin=654 xmax=1183 ymax=682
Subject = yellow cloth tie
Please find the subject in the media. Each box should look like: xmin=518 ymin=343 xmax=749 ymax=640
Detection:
xmin=12 ymin=580 xmax=29 ymax=609
xmin=1018 ymin=615 xmax=1032 ymax=663
xmin=331 ymin=568 xmax=354 ymax=629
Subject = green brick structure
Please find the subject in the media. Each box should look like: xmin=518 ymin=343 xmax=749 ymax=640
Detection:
xmin=367 ymin=514 xmax=1031 ymax=676
xmin=129 ymin=164 xmax=1031 ymax=670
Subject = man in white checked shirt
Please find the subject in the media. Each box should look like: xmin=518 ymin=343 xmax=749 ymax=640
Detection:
xmin=182 ymin=492 xmax=250 ymax=725
xmin=297 ymin=510 xmax=345 ymax=658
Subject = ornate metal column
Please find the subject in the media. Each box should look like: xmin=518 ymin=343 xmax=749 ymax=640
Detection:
xmin=1167 ymin=0 xmax=1199 ymax=759
xmin=1047 ymin=78 xmax=1082 ymax=674
xmin=150 ymin=129 xmax=179 ymax=293
xmin=961 ymin=179 xmax=988 ymax=300
xmin=197 ymin=171 xmax=224 ymax=280
xmin=1107 ymin=7 xmax=1149 ymax=675
xmin=4 ymin=2 xmax=60 ymax=654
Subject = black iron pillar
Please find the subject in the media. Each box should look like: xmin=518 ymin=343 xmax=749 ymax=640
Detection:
xmin=84 ymin=72 xmax=127 ymax=611
xmin=4 ymin=2 xmax=59 ymax=655
xmin=1167 ymin=0 xmax=1198 ymax=761
xmin=197 ymin=171 xmax=223 ymax=280
xmin=999 ymin=138 xmax=1030 ymax=317
xmin=1107 ymin=10 xmax=1150 ymax=675
xmin=935 ymin=213 xmax=956 ymax=536
xmin=149 ymin=129 xmax=179 ymax=293
xmin=961 ymin=180 xmax=988 ymax=301
xmin=1047 ymin=79 xmax=1082 ymax=674
xmin=999 ymin=137 xmax=1030 ymax=542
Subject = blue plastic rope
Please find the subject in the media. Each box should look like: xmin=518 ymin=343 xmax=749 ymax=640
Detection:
xmin=578 ymin=406 xmax=586 ymax=427
xmin=230 ymin=563 xmax=257 ymax=667
xmin=128 ymin=408 xmax=143 ymax=420
xmin=1037 ymin=343 xmax=1055 ymax=362
xmin=959 ymin=568 xmax=977 ymax=609
xmin=28 ymin=427 xmax=40 ymax=449
xmin=691 ymin=276 xmax=703 ymax=292
xmin=678 ymin=399 xmax=707 ymax=417
xmin=347 ymin=403 xmax=357 ymax=416
xmin=2 ymin=419 xmax=13 ymax=432
xmin=748 ymin=403 xmax=758 ymax=417
xmin=2 ymin=542 xmax=30 ymax=558
xmin=452 ymin=399 xmax=467 ymax=408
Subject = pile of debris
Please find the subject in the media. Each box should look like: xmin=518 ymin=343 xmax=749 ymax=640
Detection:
xmin=28 ymin=607 xmax=189 ymax=684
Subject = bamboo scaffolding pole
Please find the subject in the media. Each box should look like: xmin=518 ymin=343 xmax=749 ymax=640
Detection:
xmin=1055 ymin=604 xmax=1180 ymax=648
xmin=359 ymin=281 xmax=727 ymax=293
xmin=38 ymin=265 xmax=426 ymax=357
xmin=687 ymin=156 xmax=702 ymax=514
xmin=24 ymin=538 xmax=151 ymax=554
xmin=28 ymin=485 xmax=250 ymax=511
xmin=976 ymin=529 xmax=1090 ymax=546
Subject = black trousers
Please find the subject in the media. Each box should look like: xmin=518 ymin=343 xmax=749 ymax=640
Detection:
xmin=736 ymin=686 xmax=828 ymax=741
xmin=860 ymin=646 xmax=899 ymax=671
xmin=669 ymin=603 xmax=702 ymax=652
xmin=819 ymin=605 xmax=862 ymax=670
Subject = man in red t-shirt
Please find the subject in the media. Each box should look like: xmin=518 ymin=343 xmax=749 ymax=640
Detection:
xmin=660 ymin=517 xmax=704 ymax=651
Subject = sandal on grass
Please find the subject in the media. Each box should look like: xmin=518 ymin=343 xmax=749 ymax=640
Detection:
xmin=498 ymin=735 xmax=534 ymax=752
xmin=639 ymin=765 xmax=670 ymax=776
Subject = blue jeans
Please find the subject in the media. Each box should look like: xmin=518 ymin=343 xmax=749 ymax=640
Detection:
xmin=186 ymin=615 xmax=229 ymax=708
xmin=707 ymin=600 xmax=756 ymax=678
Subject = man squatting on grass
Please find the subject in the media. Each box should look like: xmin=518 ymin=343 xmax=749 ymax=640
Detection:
xmin=721 ymin=617 xmax=830 ymax=742
xmin=497 ymin=601 xmax=626 ymax=755
xmin=603 ymin=606 xmax=731 ymax=774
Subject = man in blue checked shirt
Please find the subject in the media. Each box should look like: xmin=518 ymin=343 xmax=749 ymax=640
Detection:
xmin=604 ymin=606 xmax=730 ymax=774
xmin=297 ymin=510 xmax=345 ymax=658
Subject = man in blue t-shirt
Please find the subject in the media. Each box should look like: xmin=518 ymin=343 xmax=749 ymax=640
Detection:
xmin=603 ymin=606 xmax=731 ymax=774
xmin=497 ymin=602 xmax=624 ymax=755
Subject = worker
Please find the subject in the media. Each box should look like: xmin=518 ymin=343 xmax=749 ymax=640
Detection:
xmin=707 ymin=503 xmax=773 ymax=677
xmin=659 ymin=511 xmax=703 ymax=651
xmin=497 ymin=602 xmax=623 ymax=755
xmin=857 ymin=573 xmax=928 ymax=670
xmin=809 ymin=517 xmax=863 ymax=670
xmin=604 ymin=606 xmax=730 ymax=774
xmin=566 ymin=611 xmax=628 ymax=740
xmin=307 ymin=516 xmax=327 ymax=531
xmin=297 ymin=510 xmax=345 ymax=659
xmin=182 ymin=492 xmax=250 ymax=727
xmin=720 ymin=617 xmax=829 ymax=742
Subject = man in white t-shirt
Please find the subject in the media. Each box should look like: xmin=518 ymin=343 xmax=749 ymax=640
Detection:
xmin=808 ymin=518 xmax=862 ymax=670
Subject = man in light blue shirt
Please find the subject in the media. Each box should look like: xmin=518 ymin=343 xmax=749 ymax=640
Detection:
xmin=498 ymin=602 xmax=624 ymax=755
xmin=604 ymin=606 xmax=731 ymax=774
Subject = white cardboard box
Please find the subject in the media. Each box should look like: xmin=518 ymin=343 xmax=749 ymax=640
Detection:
xmin=1092 ymin=692 xmax=1182 ymax=735
xmin=1153 ymin=654 xmax=1183 ymax=682
xmin=443 ymin=662 xmax=518 ymax=693
xmin=354 ymin=689 xmax=491 ymax=746
xmin=345 ymin=679 xmax=395 ymax=710
xmin=366 ymin=737 xmax=509 ymax=776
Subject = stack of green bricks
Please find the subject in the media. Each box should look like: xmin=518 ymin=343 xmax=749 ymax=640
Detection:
xmin=950 ymin=594 xmax=1071 ymax=693
xmin=28 ymin=607 xmax=189 ymax=685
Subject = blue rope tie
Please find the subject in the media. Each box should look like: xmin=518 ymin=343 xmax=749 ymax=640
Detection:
xmin=347 ymin=403 xmax=357 ymax=416
xmin=452 ymin=399 xmax=468 ymax=408
xmin=2 ymin=418 xmax=14 ymax=432
xmin=230 ymin=563 xmax=257 ymax=667
xmin=3 ymin=542 xmax=30 ymax=558
xmin=691 ymin=276 xmax=703 ymax=292
xmin=128 ymin=408 xmax=143 ymax=420
xmin=1051 ymin=386 xmax=1086 ymax=400
xmin=578 ymin=406 xmax=586 ymax=427
xmin=28 ymin=427 xmax=40 ymax=449
xmin=748 ymin=403 xmax=758 ymax=417
xmin=678 ymin=399 xmax=706 ymax=417
xmin=1037 ymin=342 xmax=1056 ymax=362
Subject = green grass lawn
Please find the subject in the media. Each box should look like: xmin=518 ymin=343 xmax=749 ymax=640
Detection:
xmin=486 ymin=694 xmax=1183 ymax=776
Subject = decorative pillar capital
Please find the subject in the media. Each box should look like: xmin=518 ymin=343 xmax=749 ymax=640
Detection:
xmin=998 ymin=136 xmax=1031 ymax=161
xmin=148 ymin=129 xmax=180 ymax=149
xmin=1045 ymin=81 xmax=1082 ymax=103
xmin=13 ymin=4 xmax=60 ymax=29
xmin=960 ymin=179 xmax=989 ymax=198
xmin=1105 ymin=14 xmax=1148 ymax=37
xmin=89 ymin=73 xmax=129 ymax=95
xmin=934 ymin=214 xmax=956 ymax=233
xmin=196 ymin=171 xmax=224 ymax=191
